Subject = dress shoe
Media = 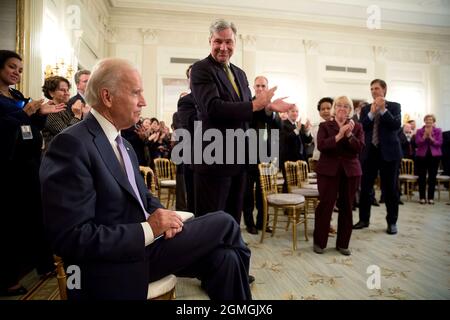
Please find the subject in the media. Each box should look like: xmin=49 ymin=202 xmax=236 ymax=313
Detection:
xmin=428 ymin=199 xmax=434 ymax=205
xmin=419 ymin=199 xmax=426 ymax=205
xmin=336 ymin=247 xmax=351 ymax=256
xmin=353 ymin=221 xmax=369 ymax=229
xmin=257 ymin=226 xmax=272 ymax=233
xmin=0 ymin=285 xmax=27 ymax=297
xmin=249 ymin=275 xmax=255 ymax=285
xmin=313 ymin=244 xmax=324 ymax=254
xmin=399 ymin=200 xmax=404 ymax=205
xmin=246 ymin=226 xmax=258 ymax=235
xmin=387 ymin=224 xmax=398 ymax=235
xmin=372 ymin=200 xmax=380 ymax=207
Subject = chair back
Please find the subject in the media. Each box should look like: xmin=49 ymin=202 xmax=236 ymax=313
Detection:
xmin=259 ymin=163 xmax=278 ymax=198
xmin=308 ymin=158 xmax=317 ymax=173
xmin=54 ymin=255 xmax=68 ymax=300
xmin=296 ymin=160 xmax=309 ymax=184
xmin=284 ymin=161 xmax=300 ymax=192
xmin=400 ymin=158 xmax=414 ymax=175
xmin=139 ymin=166 xmax=156 ymax=195
xmin=154 ymin=158 xmax=175 ymax=180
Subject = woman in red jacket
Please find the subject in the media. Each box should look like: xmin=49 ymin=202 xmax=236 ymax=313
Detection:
xmin=314 ymin=96 xmax=365 ymax=255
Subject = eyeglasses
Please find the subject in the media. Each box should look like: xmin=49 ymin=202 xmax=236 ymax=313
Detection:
xmin=335 ymin=104 xmax=350 ymax=109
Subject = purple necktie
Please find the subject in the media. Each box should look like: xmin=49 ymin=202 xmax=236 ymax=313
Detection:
xmin=116 ymin=135 xmax=149 ymax=219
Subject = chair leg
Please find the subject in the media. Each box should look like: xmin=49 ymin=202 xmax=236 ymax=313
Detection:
xmin=260 ymin=206 xmax=268 ymax=243
xmin=303 ymin=206 xmax=308 ymax=241
xmin=272 ymin=208 xmax=278 ymax=237
xmin=292 ymin=209 xmax=297 ymax=251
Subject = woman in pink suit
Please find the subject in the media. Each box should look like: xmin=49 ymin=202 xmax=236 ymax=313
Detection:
xmin=314 ymin=96 xmax=365 ymax=255
xmin=415 ymin=114 xmax=443 ymax=204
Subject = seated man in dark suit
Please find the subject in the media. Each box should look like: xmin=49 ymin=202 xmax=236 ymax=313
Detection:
xmin=40 ymin=58 xmax=251 ymax=300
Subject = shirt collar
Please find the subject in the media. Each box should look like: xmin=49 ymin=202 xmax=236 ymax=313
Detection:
xmin=90 ymin=108 xmax=121 ymax=143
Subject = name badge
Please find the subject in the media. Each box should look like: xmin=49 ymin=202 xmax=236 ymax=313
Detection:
xmin=20 ymin=125 xmax=33 ymax=140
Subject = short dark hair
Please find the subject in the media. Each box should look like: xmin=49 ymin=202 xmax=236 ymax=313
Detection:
xmin=370 ymin=79 xmax=387 ymax=96
xmin=0 ymin=50 xmax=22 ymax=69
xmin=150 ymin=117 xmax=159 ymax=124
xmin=74 ymin=69 xmax=91 ymax=84
xmin=317 ymin=97 xmax=333 ymax=111
xmin=42 ymin=76 xmax=71 ymax=100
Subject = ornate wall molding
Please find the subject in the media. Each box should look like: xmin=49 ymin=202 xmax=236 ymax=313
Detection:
xmin=373 ymin=46 xmax=388 ymax=61
xmin=240 ymin=34 xmax=256 ymax=50
xmin=427 ymin=50 xmax=441 ymax=65
xmin=303 ymin=40 xmax=319 ymax=55
xmin=140 ymin=28 xmax=158 ymax=45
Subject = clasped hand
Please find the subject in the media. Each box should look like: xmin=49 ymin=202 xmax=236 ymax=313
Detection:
xmin=370 ymin=97 xmax=386 ymax=114
xmin=147 ymin=208 xmax=184 ymax=240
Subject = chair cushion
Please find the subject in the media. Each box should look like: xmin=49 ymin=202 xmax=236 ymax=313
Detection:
xmin=291 ymin=188 xmax=319 ymax=197
xmin=307 ymin=172 xmax=317 ymax=178
xmin=276 ymin=178 xmax=285 ymax=185
xmin=267 ymin=193 xmax=305 ymax=205
xmin=299 ymin=184 xmax=318 ymax=190
xmin=147 ymin=274 xmax=177 ymax=299
xmin=160 ymin=180 xmax=176 ymax=187
xmin=399 ymin=174 xmax=418 ymax=180
xmin=437 ymin=175 xmax=450 ymax=181
xmin=308 ymin=178 xmax=317 ymax=184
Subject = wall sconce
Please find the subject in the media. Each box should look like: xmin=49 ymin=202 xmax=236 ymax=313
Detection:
xmin=44 ymin=58 xmax=74 ymax=79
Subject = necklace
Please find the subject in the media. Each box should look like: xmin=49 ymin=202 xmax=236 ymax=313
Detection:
xmin=0 ymin=88 xmax=13 ymax=98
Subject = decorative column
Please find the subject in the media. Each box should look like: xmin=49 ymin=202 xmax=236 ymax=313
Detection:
xmin=303 ymin=40 xmax=319 ymax=123
xmin=373 ymin=46 xmax=388 ymax=80
xmin=427 ymin=50 xmax=441 ymax=123
xmin=140 ymin=28 xmax=158 ymax=117
xmin=23 ymin=0 xmax=44 ymax=98
xmin=240 ymin=34 xmax=257 ymax=84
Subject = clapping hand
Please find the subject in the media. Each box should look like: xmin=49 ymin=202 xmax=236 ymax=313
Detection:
xmin=268 ymin=96 xmax=294 ymax=113
xmin=345 ymin=119 xmax=355 ymax=137
xmin=23 ymin=99 xmax=44 ymax=116
xmin=38 ymin=100 xmax=66 ymax=115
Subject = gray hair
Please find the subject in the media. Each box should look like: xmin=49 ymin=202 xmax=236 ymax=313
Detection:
xmin=209 ymin=19 xmax=237 ymax=39
xmin=74 ymin=69 xmax=91 ymax=84
xmin=85 ymin=58 xmax=137 ymax=108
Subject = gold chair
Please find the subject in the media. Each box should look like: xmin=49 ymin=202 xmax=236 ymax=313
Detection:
xmin=436 ymin=174 xmax=450 ymax=201
xmin=259 ymin=163 xmax=307 ymax=251
xmin=153 ymin=158 xmax=176 ymax=208
xmin=284 ymin=161 xmax=301 ymax=192
xmin=297 ymin=160 xmax=309 ymax=185
xmin=139 ymin=166 xmax=157 ymax=196
xmin=53 ymin=255 xmax=176 ymax=300
xmin=399 ymin=158 xmax=418 ymax=201
xmin=308 ymin=158 xmax=317 ymax=173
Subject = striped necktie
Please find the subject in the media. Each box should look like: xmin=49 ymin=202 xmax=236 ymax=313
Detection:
xmin=223 ymin=64 xmax=241 ymax=98
xmin=372 ymin=112 xmax=380 ymax=147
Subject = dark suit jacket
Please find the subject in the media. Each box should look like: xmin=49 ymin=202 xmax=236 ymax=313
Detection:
xmin=316 ymin=120 xmax=365 ymax=177
xmin=280 ymin=120 xmax=313 ymax=162
xmin=360 ymin=101 xmax=402 ymax=162
xmin=40 ymin=113 xmax=163 ymax=300
xmin=190 ymin=54 xmax=267 ymax=176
